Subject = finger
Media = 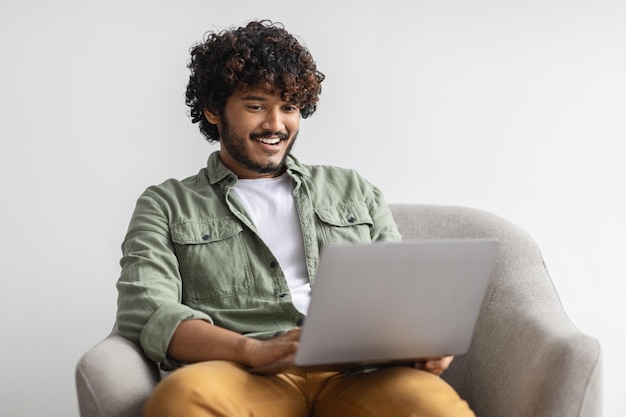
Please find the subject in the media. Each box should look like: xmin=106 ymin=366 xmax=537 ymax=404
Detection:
xmin=414 ymin=359 xmax=438 ymax=370
xmin=279 ymin=328 xmax=302 ymax=341
xmin=425 ymin=360 xmax=441 ymax=372
xmin=429 ymin=356 xmax=454 ymax=374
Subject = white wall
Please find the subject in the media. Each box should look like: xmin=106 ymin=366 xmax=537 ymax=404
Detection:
xmin=1 ymin=1 xmax=623 ymax=416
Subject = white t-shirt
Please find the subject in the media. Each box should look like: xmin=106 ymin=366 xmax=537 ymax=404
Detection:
xmin=231 ymin=174 xmax=311 ymax=314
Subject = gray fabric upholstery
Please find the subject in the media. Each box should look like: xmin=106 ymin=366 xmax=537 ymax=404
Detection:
xmin=75 ymin=328 xmax=160 ymax=417
xmin=75 ymin=204 xmax=602 ymax=417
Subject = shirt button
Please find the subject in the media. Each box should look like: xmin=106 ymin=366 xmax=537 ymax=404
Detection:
xmin=279 ymin=293 xmax=289 ymax=298
xmin=269 ymin=260 xmax=277 ymax=268
xmin=347 ymin=216 xmax=356 ymax=223
xmin=202 ymin=234 xmax=210 ymax=241
xmin=296 ymin=317 xmax=304 ymax=326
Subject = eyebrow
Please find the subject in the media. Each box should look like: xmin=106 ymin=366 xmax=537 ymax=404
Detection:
xmin=240 ymin=94 xmax=296 ymax=106
xmin=241 ymin=94 xmax=268 ymax=101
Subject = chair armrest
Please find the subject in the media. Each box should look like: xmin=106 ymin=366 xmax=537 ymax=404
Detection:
xmin=390 ymin=204 xmax=602 ymax=417
xmin=456 ymin=263 xmax=602 ymax=417
xmin=75 ymin=328 xmax=160 ymax=417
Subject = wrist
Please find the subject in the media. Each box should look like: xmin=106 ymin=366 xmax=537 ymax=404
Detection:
xmin=238 ymin=336 xmax=259 ymax=367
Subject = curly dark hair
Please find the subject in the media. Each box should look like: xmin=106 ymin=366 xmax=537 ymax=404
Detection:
xmin=185 ymin=20 xmax=325 ymax=142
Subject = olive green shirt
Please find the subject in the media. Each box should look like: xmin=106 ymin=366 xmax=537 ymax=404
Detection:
xmin=116 ymin=151 xmax=400 ymax=369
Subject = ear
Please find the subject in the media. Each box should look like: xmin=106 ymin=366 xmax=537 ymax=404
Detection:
xmin=203 ymin=108 xmax=220 ymax=124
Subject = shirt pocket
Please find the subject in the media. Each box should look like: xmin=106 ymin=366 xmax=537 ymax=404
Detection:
xmin=314 ymin=203 xmax=374 ymax=245
xmin=171 ymin=217 xmax=253 ymax=305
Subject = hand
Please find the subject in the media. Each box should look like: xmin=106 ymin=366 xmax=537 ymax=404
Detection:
xmin=414 ymin=355 xmax=454 ymax=376
xmin=246 ymin=328 xmax=301 ymax=374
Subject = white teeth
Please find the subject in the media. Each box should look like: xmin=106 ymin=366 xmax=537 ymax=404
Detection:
xmin=256 ymin=137 xmax=280 ymax=145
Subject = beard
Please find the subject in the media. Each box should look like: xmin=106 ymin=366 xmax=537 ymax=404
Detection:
xmin=220 ymin=116 xmax=298 ymax=176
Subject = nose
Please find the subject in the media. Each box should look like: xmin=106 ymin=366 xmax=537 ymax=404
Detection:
xmin=261 ymin=107 xmax=285 ymax=133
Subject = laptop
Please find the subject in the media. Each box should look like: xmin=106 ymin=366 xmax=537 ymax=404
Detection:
xmin=254 ymin=238 xmax=499 ymax=374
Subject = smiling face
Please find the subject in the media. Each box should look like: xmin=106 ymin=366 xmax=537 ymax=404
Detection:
xmin=204 ymin=87 xmax=301 ymax=179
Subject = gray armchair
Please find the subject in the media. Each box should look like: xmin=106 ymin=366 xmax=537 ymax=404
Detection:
xmin=76 ymin=204 xmax=602 ymax=417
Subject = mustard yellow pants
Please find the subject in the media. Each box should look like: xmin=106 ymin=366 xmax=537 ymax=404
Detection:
xmin=143 ymin=360 xmax=475 ymax=417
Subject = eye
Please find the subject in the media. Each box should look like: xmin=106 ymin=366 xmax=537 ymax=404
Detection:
xmin=283 ymin=104 xmax=299 ymax=112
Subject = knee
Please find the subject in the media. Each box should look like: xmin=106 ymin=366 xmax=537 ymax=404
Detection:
xmin=391 ymin=369 xmax=474 ymax=416
xmin=143 ymin=361 xmax=246 ymax=417
xmin=342 ymin=367 xmax=474 ymax=417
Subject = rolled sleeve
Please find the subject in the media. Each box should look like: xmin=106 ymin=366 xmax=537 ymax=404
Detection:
xmin=116 ymin=190 xmax=213 ymax=370
xmin=140 ymin=301 xmax=212 ymax=370
xmin=367 ymin=183 xmax=402 ymax=243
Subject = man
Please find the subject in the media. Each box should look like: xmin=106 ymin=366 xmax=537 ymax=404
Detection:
xmin=116 ymin=19 xmax=475 ymax=417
